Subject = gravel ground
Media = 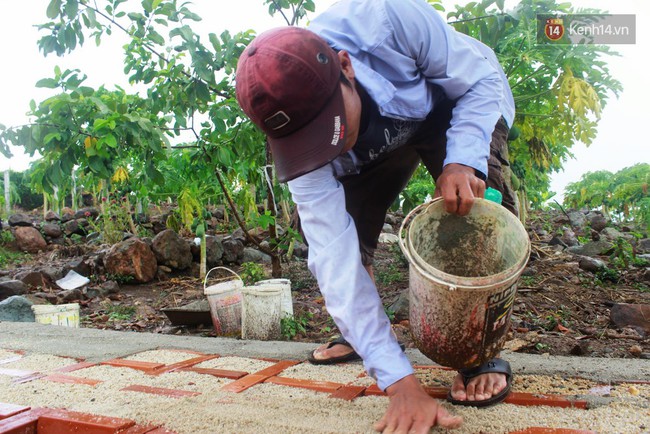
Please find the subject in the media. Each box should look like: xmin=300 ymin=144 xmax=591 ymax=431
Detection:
xmin=1 ymin=348 xmax=649 ymax=433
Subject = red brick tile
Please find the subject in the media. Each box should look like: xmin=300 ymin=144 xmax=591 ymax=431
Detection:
xmin=0 ymin=408 xmax=50 ymax=434
xmin=182 ymin=367 xmax=247 ymax=380
xmin=120 ymin=385 xmax=201 ymax=398
xmin=363 ymin=384 xmax=386 ymax=396
xmin=114 ymin=424 xmax=164 ymax=433
xmin=101 ymin=359 xmax=165 ymax=373
xmin=142 ymin=428 xmax=179 ymax=434
xmin=149 ymin=355 xmax=219 ymax=375
xmin=505 ymin=392 xmax=588 ymax=409
xmin=329 ymin=385 xmax=366 ymax=400
xmin=56 ymin=361 xmax=96 ymax=373
xmin=0 ymin=403 xmax=30 ymax=420
xmin=264 ymin=376 xmax=343 ymax=393
xmin=253 ymin=360 xmax=300 ymax=377
xmin=42 ymin=374 xmax=103 ymax=387
xmin=221 ymin=374 xmax=268 ymax=393
xmin=37 ymin=409 xmax=135 ymax=434
xmin=509 ymin=429 xmax=596 ymax=434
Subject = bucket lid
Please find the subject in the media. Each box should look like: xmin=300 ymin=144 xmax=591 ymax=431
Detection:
xmin=204 ymin=278 xmax=244 ymax=295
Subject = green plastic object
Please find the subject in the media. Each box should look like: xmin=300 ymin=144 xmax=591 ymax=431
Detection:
xmin=484 ymin=187 xmax=503 ymax=205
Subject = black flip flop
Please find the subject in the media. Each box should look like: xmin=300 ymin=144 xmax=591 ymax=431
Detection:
xmin=307 ymin=336 xmax=361 ymax=365
xmin=307 ymin=336 xmax=406 ymax=365
xmin=447 ymin=358 xmax=513 ymax=408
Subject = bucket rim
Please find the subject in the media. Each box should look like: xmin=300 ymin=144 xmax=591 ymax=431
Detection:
xmin=242 ymin=286 xmax=284 ymax=296
xmin=399 ymin=198 xmax=531 ymax=288
xmin=204 ymin=267 xmax=244 ymax=295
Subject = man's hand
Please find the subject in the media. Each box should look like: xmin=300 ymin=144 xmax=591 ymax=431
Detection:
xmin=434 ymin=163 xmax=486 ymax=216
xmin=373 ymin=375 xmax=463 ymax=433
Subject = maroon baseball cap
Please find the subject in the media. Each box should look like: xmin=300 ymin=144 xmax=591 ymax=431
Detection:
xmin=235 ymin=27 xmax=347 ymax=183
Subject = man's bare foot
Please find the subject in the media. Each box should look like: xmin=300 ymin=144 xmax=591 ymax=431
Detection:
xmin=450 ymin=371 xmax=508 ymax=402
xmin=448 ymin=358 xmax=513 ymax=406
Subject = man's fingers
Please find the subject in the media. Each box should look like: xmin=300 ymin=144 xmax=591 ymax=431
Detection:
xmin=437 ymin=410 xmax=464 ymax=430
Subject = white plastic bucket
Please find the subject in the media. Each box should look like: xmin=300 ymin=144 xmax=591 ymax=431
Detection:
xmin=31 ymin=303 xmax=80 ymax=328
xmin=399 ymin=198 xmax=530 ymax=369
xmin=241 ymin=285 xmax=282 ymax=341
xmin=254 ymin=278 xmax=293 ymax=318
xmin=203 ymin=267 xmax=244 ymax=337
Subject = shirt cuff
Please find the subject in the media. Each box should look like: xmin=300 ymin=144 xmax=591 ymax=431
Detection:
xmin=443 ymin=134 xmax=489 ymax=177
xmin=364 ymin=342 xmax=414 ymax=391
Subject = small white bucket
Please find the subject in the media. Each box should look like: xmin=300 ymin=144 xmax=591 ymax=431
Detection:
xmin=241 ymin=285 xmax=283 ymax=341
xmin=254 ymin=278 xmax=293 ymax=318
xmin=31 ymin=303 xmax=80 ymax=328
xmin=204 ymin=267 xmax=244 ymax=337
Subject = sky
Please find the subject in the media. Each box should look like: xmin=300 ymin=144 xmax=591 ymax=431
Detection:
xmin=0 ymin=0 xmax=648 ymax=201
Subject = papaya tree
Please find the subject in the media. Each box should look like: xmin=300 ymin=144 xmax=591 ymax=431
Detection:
xmin=446 ymin=0 xmax=622 ymax=210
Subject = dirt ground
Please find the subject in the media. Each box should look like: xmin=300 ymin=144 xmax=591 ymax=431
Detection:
xmin=75 ymin=211 xmax=650 ymax=362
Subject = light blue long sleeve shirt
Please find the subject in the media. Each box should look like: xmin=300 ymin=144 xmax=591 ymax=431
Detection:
xmin=288 ymin=0 xmax=515 ymax=391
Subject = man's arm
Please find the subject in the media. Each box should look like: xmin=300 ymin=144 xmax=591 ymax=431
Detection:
xmin=287 ymin=164 xmax=412 ymax=390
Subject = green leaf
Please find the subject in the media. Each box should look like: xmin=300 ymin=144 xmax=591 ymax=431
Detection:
xmin=46 ymin=0 xmax=61 ymax=19
xmin=35 ymin=78 xmax=59 ymax=89
xmin=65 ymin=0 xmax=79 ymax=19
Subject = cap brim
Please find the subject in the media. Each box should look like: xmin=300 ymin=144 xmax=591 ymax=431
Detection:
xmin=268 ymin=85 xmax=347 ymax=183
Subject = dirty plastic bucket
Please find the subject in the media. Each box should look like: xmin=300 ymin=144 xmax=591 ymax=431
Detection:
xmin=203 ymin=267 xmax=243 ymax=337
xmin=399 ymin=198 xmax=530 ymax=369
xmin=241 ymin=285 xmax=282 ymax=341
xmin=254 ymin=278 xmax=293 ymax=318
xmin=32 ymin=303 xmax=80 ymax=328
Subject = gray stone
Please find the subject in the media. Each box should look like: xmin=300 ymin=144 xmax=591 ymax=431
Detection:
xmin=379 ymin=233 xmax=400 ymax=244
xmin=637 ymin=238 xmax=650 ymax=254
xmin=44 ymin=211 xmax=61 ymax=222
xmin=0 ymin=296 xmax=35 ymax=322
xmin=7 ymin=213 xmax=33 ymax=227
xmin=578 ymin=256 xmax=606 ymax=272
xmin=588 ymin=213 xmax=608 ymax=232
xmin=42 ymin=222 xmax=62 ymax=238
xmin=560 ymin=227 xmax=579 ymax=247
xmin=387 ymin=290 xmax=409 ymax=322
xmin=62 ymin=219 xmax=87 ymax=236
xmin=241 ymin=247 xmax=272 ymax=264
xmin=14 ymin=271 xmax=51 ymax=290
xmin=59 ymin=288 xmax=83 ymax=302
xmin=601 ymin=227 xmax=633 ymax=242
xmin=293 ymin=242 xmax=308 ymax=259
xmin=205 ymin=235 xmax=224 ymax=268
xmin=567 ymin=211 xmax=587 ymax=230
xmin=0 ymin=280 xmax=29 ymax=300
xmin=385 ymin=214 xmax=399 ymax=226
xmin=382 ymin=223 xmax=394 ymax=234
xmin=64 ymin=258 xmax=92 ymax=278
xmin=151 ymin=229 xmax=192 ymax=270
xmin=567 ymin=240 xmax=614 ymax=257
xmin=610 ymin=303 xmax=650 ymax=335
xmin=222 ymin=238 xmax=244 ymax=264
xmin=74 ymin=207 xmax=100 ymax=220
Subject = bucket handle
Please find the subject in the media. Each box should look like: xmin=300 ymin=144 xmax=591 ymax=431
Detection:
xmin=398 ymin=199 xmax=443 ymax=268
xmin=203 ymin=266 xmax=243 ymax=292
